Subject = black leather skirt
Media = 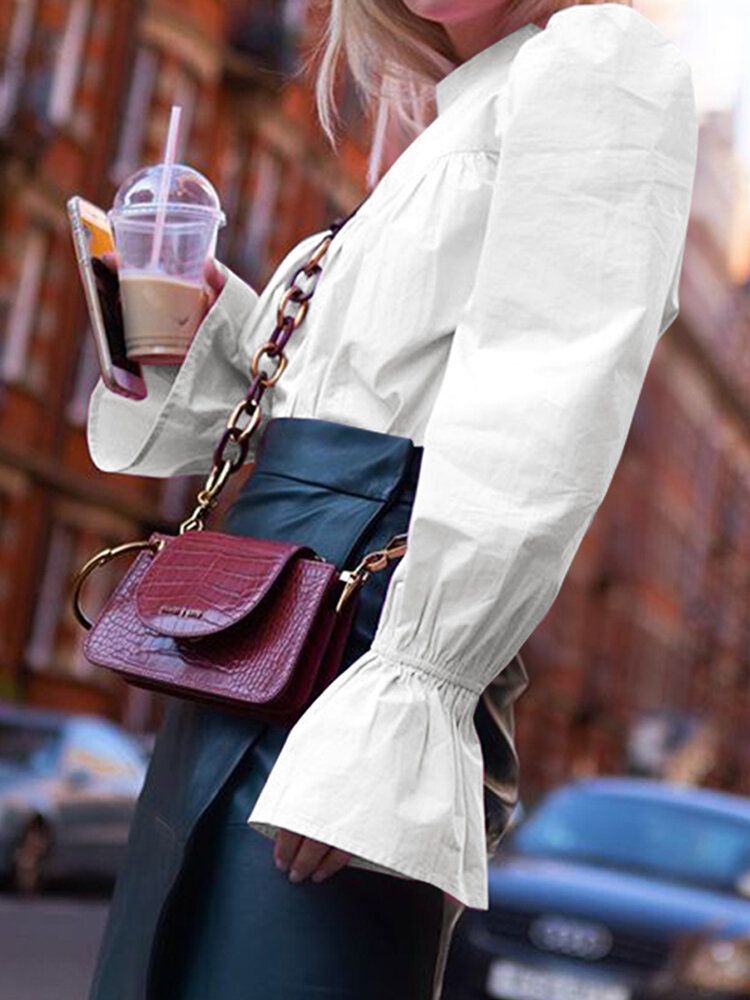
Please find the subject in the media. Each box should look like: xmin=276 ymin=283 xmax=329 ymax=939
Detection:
xmin=88 ymin=417 xmax=459 ymax=1000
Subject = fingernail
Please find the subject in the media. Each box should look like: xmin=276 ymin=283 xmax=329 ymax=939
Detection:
xmin=274 ymin=856 xmax=287 ymax=871
xmin=288 ymin=869 xmax=303 ymax=883
xmin=311 ymin=871 xmax=325 ymax=883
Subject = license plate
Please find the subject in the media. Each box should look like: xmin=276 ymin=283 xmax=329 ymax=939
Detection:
xmin=486 ymin=960 xmax=631 ymax=1000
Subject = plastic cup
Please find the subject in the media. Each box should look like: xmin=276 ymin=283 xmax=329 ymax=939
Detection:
xmin=109 ymin=164 xmax=226 ymax=364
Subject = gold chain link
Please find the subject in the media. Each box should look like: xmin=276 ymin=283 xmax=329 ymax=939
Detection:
xmin=275 ymin=288 xmax=309 ymax=330
xmin=250 ymin=343 xmax=288 ymax=386
xmin=226 ymin=398 xmax=263 ymax=443
xmin=335 ymin=534 xmax=408 ymax=612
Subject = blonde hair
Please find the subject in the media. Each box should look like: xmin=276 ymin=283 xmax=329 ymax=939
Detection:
xmin=305 ymin=0 xmax=633 ymax=188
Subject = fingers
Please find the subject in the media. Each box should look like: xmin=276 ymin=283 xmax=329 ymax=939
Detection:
xmin=100 ymin=250 xmax=121 ymax=272
xmin=274 ymin=828 xmax=303 ymax=872
xmin=287 ymin=836 xmax=330 ymax=882
xmin=309 ymin=847 xmax=353 ymax=883
xmin=197 ymin=259 xmax=225 ymax=323
xmin=203 ymin=256 xmax=226 ymax=297
xmin=273 ymin=829 xmax=353 ymax=884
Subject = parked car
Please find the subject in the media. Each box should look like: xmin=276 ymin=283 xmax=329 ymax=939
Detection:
xmin=0 ymin=701 xmax=149 ymax=894
xmin=443 ymin=776 xmax=750 ymax=1000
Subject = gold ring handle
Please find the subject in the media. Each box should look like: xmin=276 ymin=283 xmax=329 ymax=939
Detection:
xmin=71 ymin=539 xmax=164 ymax=631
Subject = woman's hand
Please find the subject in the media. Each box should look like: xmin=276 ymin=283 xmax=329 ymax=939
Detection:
xmin=273 ymin=828 xmax=353 ymax=883
xmin=202 ymin=256 xmax=226 ymax=312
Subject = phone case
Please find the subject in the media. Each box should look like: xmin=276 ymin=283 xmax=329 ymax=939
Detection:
xmin=67 ymin=195 xmax=147 ymax=401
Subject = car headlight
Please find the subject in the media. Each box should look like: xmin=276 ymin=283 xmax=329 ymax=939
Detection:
xmin=680 ymin=935 xmax=750 ymax=992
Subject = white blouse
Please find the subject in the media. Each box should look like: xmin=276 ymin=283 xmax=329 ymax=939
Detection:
xmin=87 ymin=4 xmax=698 ymax=909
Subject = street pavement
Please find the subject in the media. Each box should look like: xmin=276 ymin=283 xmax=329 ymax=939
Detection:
xmin=0 ymin=888 xmax=109 ymax=1000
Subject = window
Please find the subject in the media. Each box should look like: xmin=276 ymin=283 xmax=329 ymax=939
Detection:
xmin=151 ymin=60 xmax=199 ymax=161
xmin=110 ymin=47 xmax=159 ymax=184
xmin=239 ymin=147 xmax=281 ymax=281
xmin=26 ymin=522 xmax=74 ymax=673
xmin=227 ymin=1 xmax=309 ymax=76
xmin=281 ymin=0 xmax=309 ymax=75
xmin=48 ymin=0 xmax=90 ymax=127
xmin=18 ymin=16 xmax=56 ymax=124
xmin=66 ymin=328 xmax=100 ymax=427
xmin=215 ymin=141 xmax=244 ymax=261
xmin=1 ymin=227 xmax=48 ymax=384
xmin=0 ymin=296 xmax=11 ymax=365
xmin=0 ymin=493 xmax=7 ymax=547
xmin=172 ymin=69 xmax=198 ymax=163
xmin=0 ymin=0 xmax=37 ymax=129
xmin=0 ymin=491 xmax=9 ymax=661
xmin=26 ymin=518 xmax=122 ymax=682
xmin=227 ymin=2 xmax=286 ymax=72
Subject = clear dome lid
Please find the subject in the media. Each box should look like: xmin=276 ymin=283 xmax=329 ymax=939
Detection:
xmin=110 ymin=163 xmax=226 ymax=224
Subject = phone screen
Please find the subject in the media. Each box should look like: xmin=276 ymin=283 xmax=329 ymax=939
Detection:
xmin=88 ymin=254 xmax=138 ymax=375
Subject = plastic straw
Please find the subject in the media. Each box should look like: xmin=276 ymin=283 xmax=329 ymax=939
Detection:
xmin=149 ymin=104 xmax=182 ymax=270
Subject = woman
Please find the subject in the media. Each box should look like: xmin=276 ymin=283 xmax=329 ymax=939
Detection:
xmin=85 ymin=1 xmax=698 ymax=998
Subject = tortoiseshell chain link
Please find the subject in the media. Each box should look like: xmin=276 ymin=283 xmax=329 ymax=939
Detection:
xmin=179 ymin=213 xmax=355 ymax=534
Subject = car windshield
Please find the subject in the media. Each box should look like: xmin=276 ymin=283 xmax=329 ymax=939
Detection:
xmin=0 ymin=721 xmax=62 ymax=776
xmin=512 ymin=787 xmax=750 ymax=894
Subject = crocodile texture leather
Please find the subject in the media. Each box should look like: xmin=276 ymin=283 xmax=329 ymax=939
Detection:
xmin=135 ymin=533 xmax=318 ymax=638
xmin=83 ymin=531 xmax=360 ymax=723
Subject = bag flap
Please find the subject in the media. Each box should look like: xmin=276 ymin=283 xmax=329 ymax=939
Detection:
xmin=135 ymin=531 xmax=313 ymax=639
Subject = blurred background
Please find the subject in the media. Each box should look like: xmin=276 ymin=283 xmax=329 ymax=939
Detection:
xmin=0 ymin=2 xmax=749 ymax=999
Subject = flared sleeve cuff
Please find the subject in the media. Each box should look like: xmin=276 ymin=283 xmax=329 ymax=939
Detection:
xmin=86 ymin=261 xmax=260 ymax=477
xmin=246 ymin=643 xmax=491 ymax=910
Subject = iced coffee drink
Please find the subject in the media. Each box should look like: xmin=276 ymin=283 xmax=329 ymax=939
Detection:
xmin=119 ymin=273 xmax=208 ymax=361
xmin=109 ymin=162 xmax=225 ymax=364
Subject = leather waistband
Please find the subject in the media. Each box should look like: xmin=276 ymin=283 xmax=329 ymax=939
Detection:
xmin=247 ymin=417 xmax=423 ymax=503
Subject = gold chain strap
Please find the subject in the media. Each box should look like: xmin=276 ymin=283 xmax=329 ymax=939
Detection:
xmin=179 ymin=231 xmax=336 ymax=534
xmin=336 ymin=533 xmax=408 ymax=613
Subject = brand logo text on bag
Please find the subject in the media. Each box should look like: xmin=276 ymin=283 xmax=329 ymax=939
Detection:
xmin=159 ymin=605 xmax=204 ymax=618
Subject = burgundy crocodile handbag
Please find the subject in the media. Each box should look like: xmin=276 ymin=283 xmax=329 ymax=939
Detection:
xmin=70 ymin=199 xmax=406 ymax=723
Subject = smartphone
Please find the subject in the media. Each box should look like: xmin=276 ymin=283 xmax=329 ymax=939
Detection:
xmin=66 ymin=195 xmax=147 ymax=400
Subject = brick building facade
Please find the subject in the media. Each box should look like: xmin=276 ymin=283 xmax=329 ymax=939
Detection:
xmin=0 ymin=1 xmax=748 ymax=804
xmin=0 ymin=0 xmax=366 ymax=730
xmin=515 ymin=104 xmax=750 ymax=799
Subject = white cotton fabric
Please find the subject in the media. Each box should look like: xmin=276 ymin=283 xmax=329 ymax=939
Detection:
xmin=86 ymin=4 xmax=698 ymax=909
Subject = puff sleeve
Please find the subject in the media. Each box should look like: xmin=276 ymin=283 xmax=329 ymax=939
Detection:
xmin=246 ymin=3 xmax=699 ymax=909
xmin=86 ymin=260 xmax=260 ymax=476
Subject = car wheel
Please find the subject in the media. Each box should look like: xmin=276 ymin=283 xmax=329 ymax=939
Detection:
xmin=11 ymin=819 xmax=52 ymax=896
